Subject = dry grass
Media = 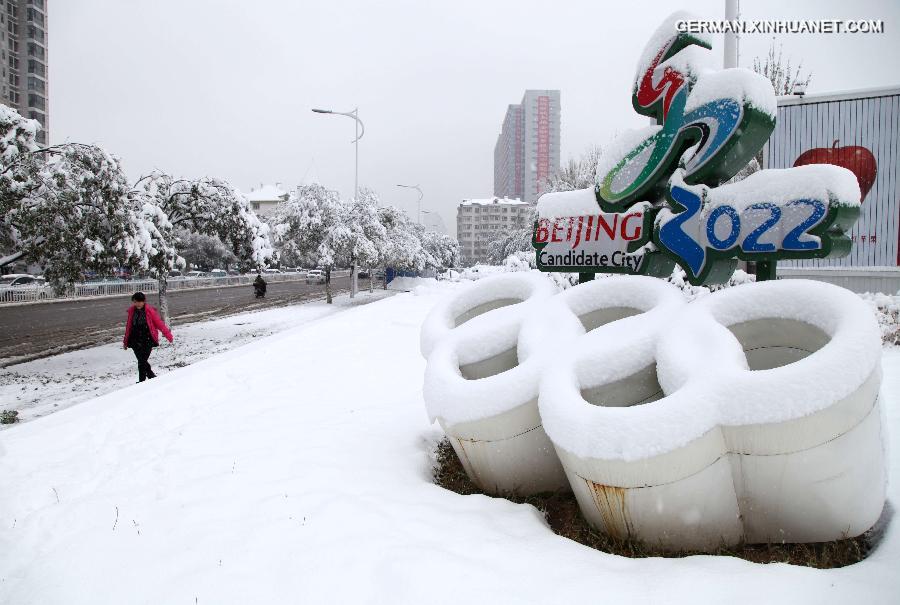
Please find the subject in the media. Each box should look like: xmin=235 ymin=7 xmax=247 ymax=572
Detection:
xmin=433 ymin=438 xmax=878 ymax=568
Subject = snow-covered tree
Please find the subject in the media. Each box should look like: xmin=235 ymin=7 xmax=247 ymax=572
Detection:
xmin=1 ymin=105 xmax=164 ymax=288
xmin=417 ymin=225 xmax=460 ymax=271
xmin=543 ymin=145 xmax=603 ymax=193
xmin=177 ymin=229 xmax=237 ymax=271
xmin=273 ymin=183 xmax=343 ymax=303
xmin=339 ymin=188 xmax=386 ymax=295
xmin=135 ymin=172 xmax=273 ymax=320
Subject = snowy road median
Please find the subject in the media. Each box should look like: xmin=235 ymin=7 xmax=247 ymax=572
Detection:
xmin=1 ymin=280 xmax=899 ymax=604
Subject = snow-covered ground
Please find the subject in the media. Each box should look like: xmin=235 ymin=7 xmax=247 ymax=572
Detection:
xmin=0 ymin=289 xmax=393 ymax=428
xmin=0 ymin=280 xmax=897 ymax=603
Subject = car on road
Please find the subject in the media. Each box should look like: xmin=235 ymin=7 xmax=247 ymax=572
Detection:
xmin=305 ymin=269 xmax=325 ymax=284
xmin=210 ymin=269 xmax=227 ymax=278
xmin=185 ymin=271 xmax=208 ymax=278
xmin=168 ymin=270 xmax=183 ymax=278
xmin=0 ymin=274 xmax=52 ymax=302
xmin=357 ymin=268 xmax=370 ymax=279
xmin=263 ymin=268 xmax=282 ymax=274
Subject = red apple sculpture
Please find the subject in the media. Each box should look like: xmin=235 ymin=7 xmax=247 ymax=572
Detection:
xmin=794 ymin=140 xmax=877 ymax=202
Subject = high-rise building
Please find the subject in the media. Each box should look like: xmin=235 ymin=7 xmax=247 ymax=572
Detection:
xmin=493 ymin=90 xmax=560 ymax=204
xmin=1 ymin=0 xmax=49 ymax=145
xmin=456 ymin=197 xmax=535 ymax=265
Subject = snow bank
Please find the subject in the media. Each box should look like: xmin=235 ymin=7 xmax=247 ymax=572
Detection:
xmin=1 ymin=281 xmax=900 ymax=602
xmin=540 ymin=279 xmax=885 ymax=549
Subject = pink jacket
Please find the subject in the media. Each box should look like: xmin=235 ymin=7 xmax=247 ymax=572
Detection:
xmin=123 ymin=304 xmax=173 ymax=347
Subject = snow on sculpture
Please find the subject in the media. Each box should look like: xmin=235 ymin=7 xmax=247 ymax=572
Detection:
xmin=533 ymin=12 xmax=860 ymax=284
xmin=421 ymin=273 xmax=567 ymax=495
xmin=539 ymin=279 xmax=886 ymax=550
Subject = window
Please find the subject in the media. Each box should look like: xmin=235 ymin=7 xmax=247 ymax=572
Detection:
xmin=27 ymin=25 xmax=43 ymax=42
xmin=252 ymin=202 xmax=260 ymax=210
xmin=8 ymin=73 xmax=17 ymax=86
xmin=27 ymin=93 xmax=44 ymax=109
xmin=36 ymin=131 xmax=46 ymax=144
xmin=28 ymin=110 xmax=44 ymax=123
xmin=27 ymin=75 xmax=43 ymax=92
xmin=8 ymin=55 xmax=18 ymax=69
xmin=30 ymin=0 xmax=45 ymax=9
xmin=27 ymin=42 xmax=43 ymax=59
xmin=28 ymin=59 xmax=44 ymax=76
xmin=26 ymin=8 xmax=43 ymax=23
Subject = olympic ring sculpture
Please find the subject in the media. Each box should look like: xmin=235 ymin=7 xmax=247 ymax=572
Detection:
xmin=422 ymin=273 xmax=886 ymax=550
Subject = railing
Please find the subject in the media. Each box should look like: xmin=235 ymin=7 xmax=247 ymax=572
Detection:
xmin=0 ymin=271 xmax=338 ymax=305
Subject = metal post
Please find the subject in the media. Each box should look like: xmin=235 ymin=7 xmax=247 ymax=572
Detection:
xmin=312 ymin=106 xmax=365 ymax=299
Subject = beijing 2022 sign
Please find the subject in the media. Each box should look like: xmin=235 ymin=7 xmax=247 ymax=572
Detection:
xmin=533 ymin=12 xmax=861 ymax=285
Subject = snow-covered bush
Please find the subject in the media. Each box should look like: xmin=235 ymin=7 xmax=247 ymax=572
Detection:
xmin=859 ymin=293 xmax=900 ymax=346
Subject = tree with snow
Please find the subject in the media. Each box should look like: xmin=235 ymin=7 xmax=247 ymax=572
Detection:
xmin=272 ymin=183 xmax=343 ymax=303
xmin=376 ymin=205 xmax=426 ymax=287
xmin=543 ymin=145 xmax=604 ymax=193
xmin=1 ymin=104 xmax=164 ymax=289
xmin=340 ymin=188 xmax=386 ymax=296
xmin=134 ymin=171 xmax=273 ymax=321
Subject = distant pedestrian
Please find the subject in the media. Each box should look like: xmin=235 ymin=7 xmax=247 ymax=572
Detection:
xmin=253 ymin=273 xmax=267 ymax=298
xmin=123 ymin=292 xmax=173 ymax=382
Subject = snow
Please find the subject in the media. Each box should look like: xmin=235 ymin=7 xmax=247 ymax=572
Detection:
xmin=459 ymin=196 xmax=529 ymax=206
xmin=0 ymin=282 xmax=899 ymax=602
xmin=0 ymin=292 xmax=390 ymax=428
xmin=704 ymin=163 xmax=862 ymax=209
xmin=683 ymin=68 xmax=778 ymax=118
xmin=536 ymin=187 xmax=601 ymax=218
xmin=245 ymin=184 xmax=288 ymax=202
xmin=594 ymin=125 xmax=661 ymax=188
xmin=632 ymin=11 xmax=711 ymax=92
xmin=540 ymin=279 xmax=882 ymax=461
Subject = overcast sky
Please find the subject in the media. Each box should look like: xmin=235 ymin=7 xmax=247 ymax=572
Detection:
xmin=52 ymin=0 xmax=899 ymax=236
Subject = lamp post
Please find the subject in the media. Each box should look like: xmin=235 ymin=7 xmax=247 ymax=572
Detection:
xmin=396 ymin=184 xmax=423 ymax=224
xmin=313 ymin=107 xmax=366 ymax=297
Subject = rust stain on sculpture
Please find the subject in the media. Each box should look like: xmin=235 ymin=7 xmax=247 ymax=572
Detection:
xmin=587 ymin=481 xmax=631 ymax=540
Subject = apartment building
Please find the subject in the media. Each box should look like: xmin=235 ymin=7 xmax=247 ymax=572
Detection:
xmin=456 ymin=197 xmax=535 ymax=265
xmin=493 ymin=90 xmax=560 ymax=203
xmin=0 ymin=0 xmax=49 ymax=144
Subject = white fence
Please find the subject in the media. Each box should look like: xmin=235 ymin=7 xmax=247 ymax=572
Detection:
xmin=0 ymin=272 xmax=324 ymax=305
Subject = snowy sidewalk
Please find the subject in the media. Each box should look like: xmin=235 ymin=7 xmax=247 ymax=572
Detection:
xmin=0 ymin=281 xmax=898 ymax=604
xmin=0 ymin=289 xmax=392 ymax=427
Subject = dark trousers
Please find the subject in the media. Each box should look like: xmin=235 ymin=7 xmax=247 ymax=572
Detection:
xmin=132 ymin=343 xmax=155 ymax=382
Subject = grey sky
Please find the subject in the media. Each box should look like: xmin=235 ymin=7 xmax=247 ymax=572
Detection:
xmin=52 ymin=0 xmax=899 ymax=236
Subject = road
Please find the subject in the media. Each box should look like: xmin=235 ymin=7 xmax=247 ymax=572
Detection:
xmin=0 ymin=276 xmax=352 ymax=365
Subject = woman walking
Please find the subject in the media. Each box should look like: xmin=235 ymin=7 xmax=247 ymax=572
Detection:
xmin=123 ymin=292 xmax=173 ymax=382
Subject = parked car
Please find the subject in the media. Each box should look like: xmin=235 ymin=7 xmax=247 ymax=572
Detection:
xmin=357 ymin=268 xmax=370 ymax=279
xmin=0 ymin=274 xmax=51 ymax=301
xmin=210 ymin=269 xmax=227 ymax=278
xmin=185 ymin=271 xmax=208 ymax=278
xmin=305 ymin=269 xmax=325 ymax=284
xmin=168 ymin=270 xmax=183 ymax=278
xmin=374 ymin=269 xmax=385 ymax=280
xmin=263 ymin=268 xmax=282 ymax=274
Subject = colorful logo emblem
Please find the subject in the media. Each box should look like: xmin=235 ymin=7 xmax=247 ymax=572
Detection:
xmin=533 ymin=12 xmax=861 ymax=285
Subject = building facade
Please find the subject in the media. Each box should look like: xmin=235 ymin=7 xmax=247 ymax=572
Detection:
xmin=493 ymin=90 xmax=560 ymax=204
xmin=0 ymin=0 xmax=49 ymax=145
xmin=246 ymin=183 xmax=289 ymax=218
xmin=456 ymin=197 xmax=534 ymax=265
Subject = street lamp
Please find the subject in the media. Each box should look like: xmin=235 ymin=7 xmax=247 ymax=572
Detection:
xmin=396 ymin=184 xmax=423 ymax=224
xmin=313 ymin=106 xmax=366 ymax=298
xmin=311 ymin=107 xmax=365 ymax=200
